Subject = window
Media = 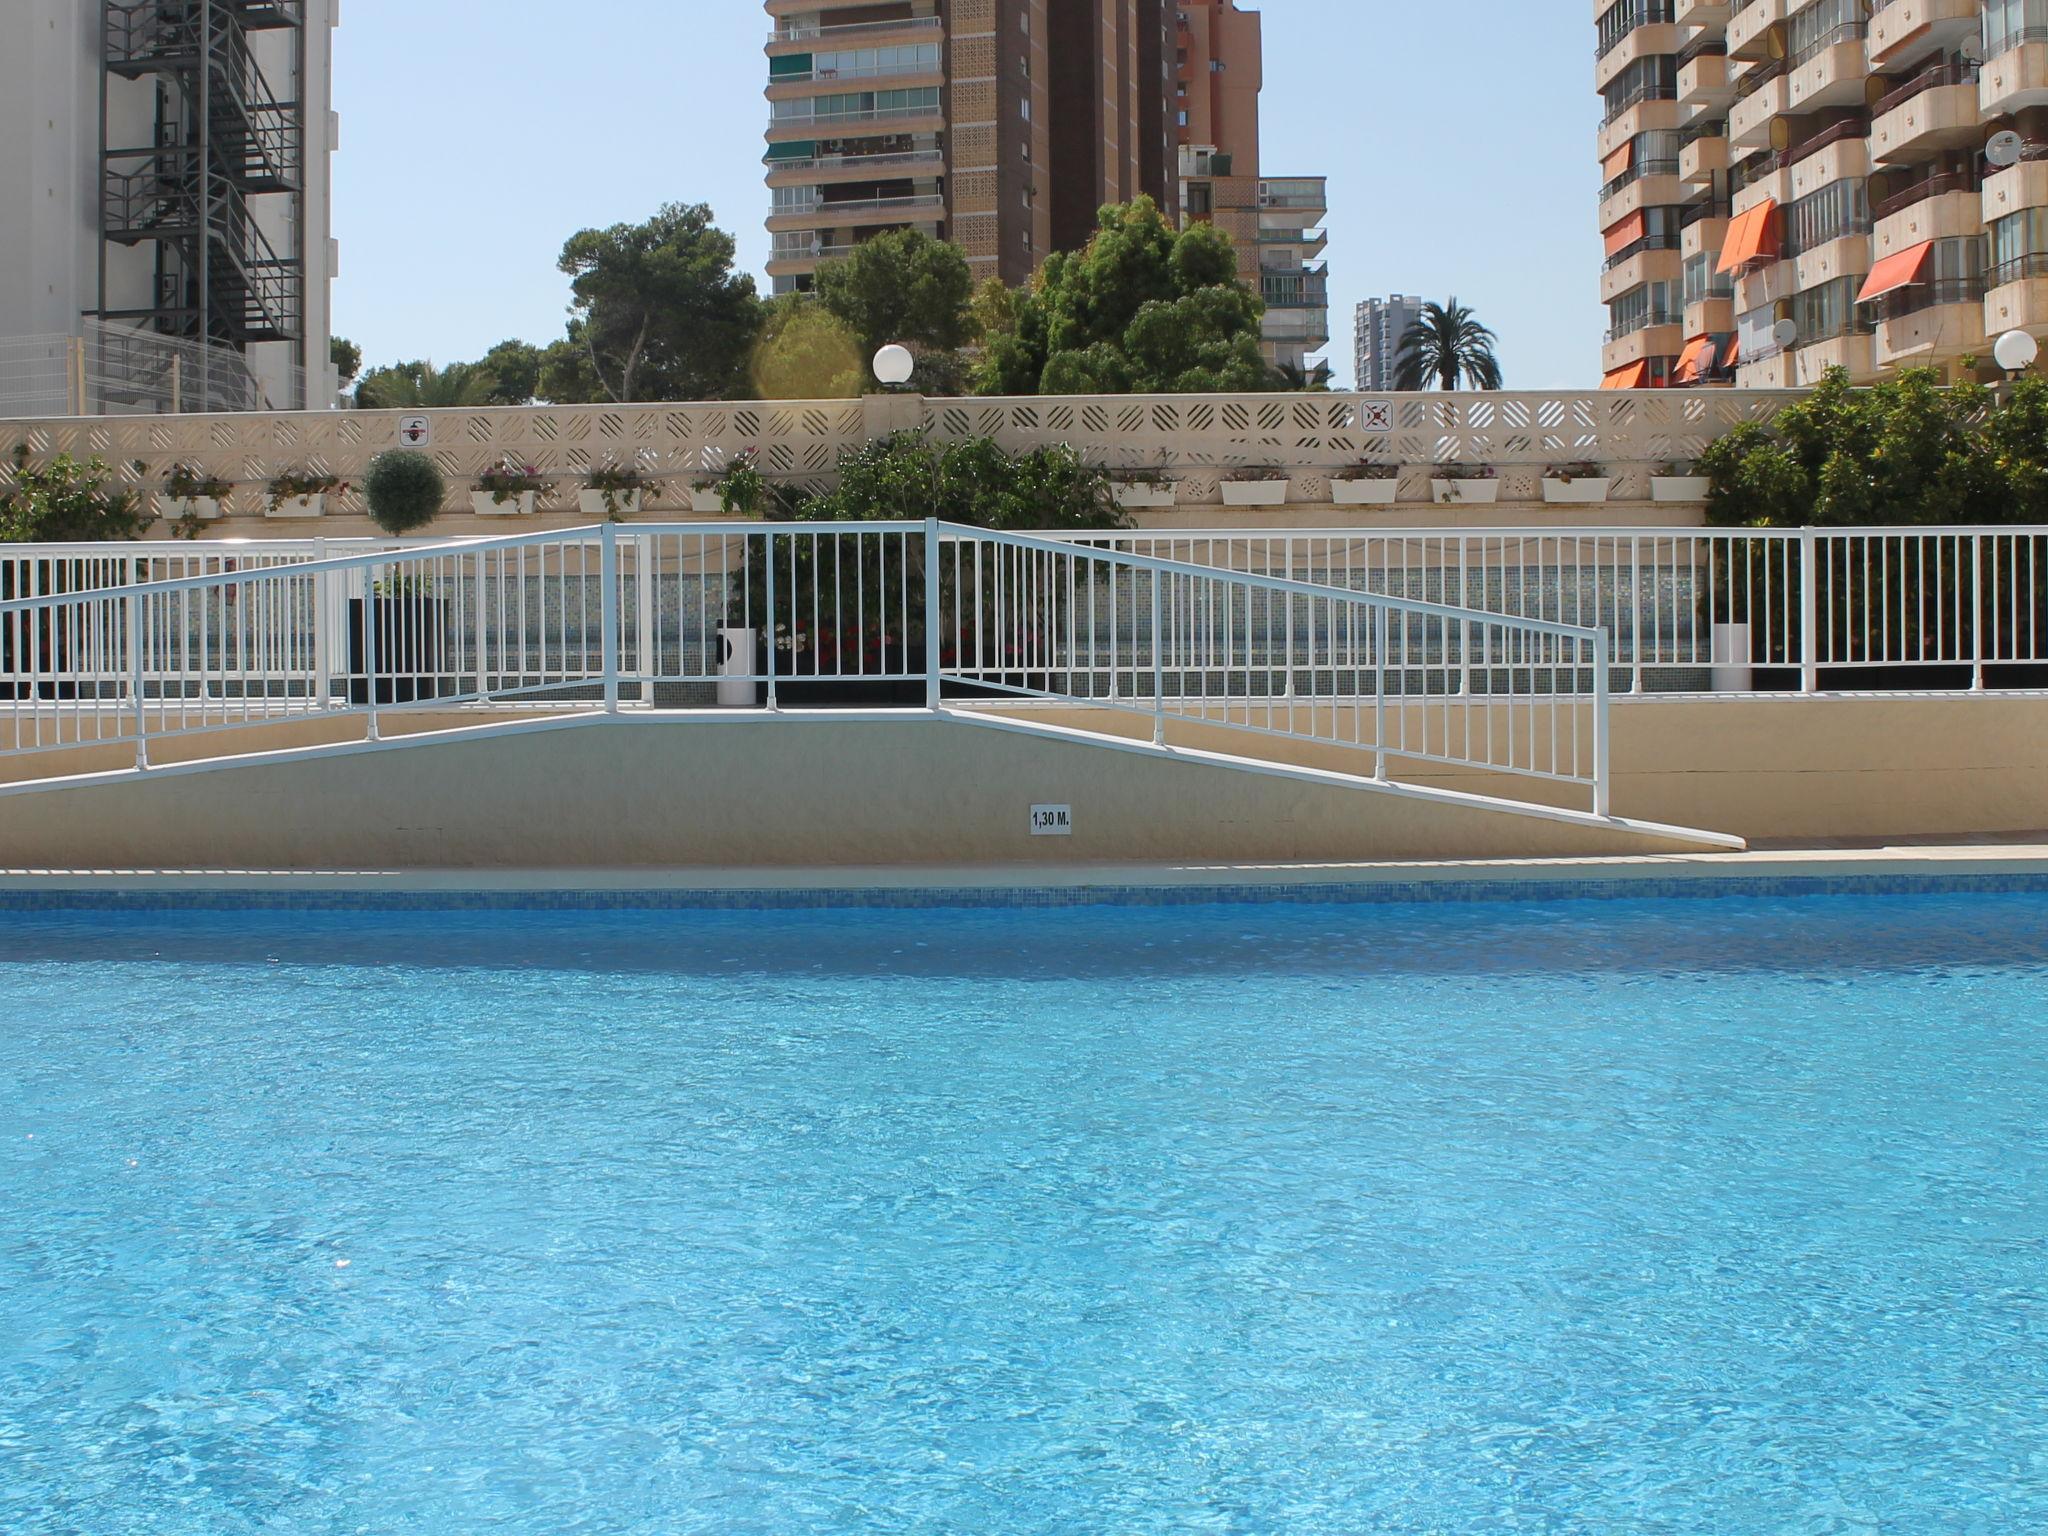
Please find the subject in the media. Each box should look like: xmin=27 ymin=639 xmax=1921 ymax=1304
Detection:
xmin=1683 ymin=250 xmax=1735 ymax=306
xmin=1786 ymin=0 xmax=1863 ymax=66
xmin=1790 ymin=275 xmax=1867 ymax=341
xmin=1783 ymin=179 xmax=1869 ymax=257
xmin=1602 ymin=56 xmax=1677 ymax=124
xmin=1595 ymin=0 xmax=1675 ymax=60
xmin=1984 ymin=0 xmax=2048 ymax=57
xmin=1992 ymin=207 xmax=2048 ymax=282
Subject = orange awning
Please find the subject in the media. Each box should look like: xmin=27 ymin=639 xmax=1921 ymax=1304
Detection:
xmin=1856 ymin=240 xmax=1936 ymax=303
xmin=1671 ymin=336 xmax=1717 ymax=385
xmin=1603 ymin=211 xmax=1648 ymax=258
xmin=1716 ymin=200 xmax=1781 ymax=275
xmin=1601 ymin=361 xmax=1651 ymax=390
xmin=1602 ymin=140 xmax=1635 ymax=183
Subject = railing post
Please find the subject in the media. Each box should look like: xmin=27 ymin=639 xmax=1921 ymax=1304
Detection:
xmin=1799 ymin=527 xmax=1820 ymax=695
xmin=312 ymin=538 xmax=331 ymax=703
xmin=128 ymin=588 xmax=148 ymax=769
xmin=600 ymin=520 xmax=620 ymax=713
xmin=1592 ymin=627 xmax=1611 ymax=819
xmin=1971 ymin=531 xmax=1985 ymax=691
xmin=1150 ymin=569 xmax=1165 ymax=746
xmin=1373 ymin=604 xmax=1388 ymax=782
xmin=924 ymin=517 xmax=942 ymax=713
xmin=764 ymin=529 xmax=779 ymax=712
xmin=364 ymin=563 xmax=380 ymax=742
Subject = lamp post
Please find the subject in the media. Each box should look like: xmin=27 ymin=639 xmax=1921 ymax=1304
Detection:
xmin=872 ymin=344 xmax=914 ymax=391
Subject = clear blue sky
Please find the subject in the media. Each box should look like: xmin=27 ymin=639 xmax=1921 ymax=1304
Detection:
xmin=333 ymin=1 xmax=1602 ymax=390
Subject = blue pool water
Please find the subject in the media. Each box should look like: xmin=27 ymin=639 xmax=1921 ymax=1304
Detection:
xmin=2 ymin=893 xmax=2045 ymax=1534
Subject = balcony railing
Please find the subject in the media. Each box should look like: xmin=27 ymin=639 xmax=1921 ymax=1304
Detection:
xmin=1875 ymin=276 xmax=1989 ymax=321
xmin=1787 ymin=21 xmax=1864 ymax=70
xmin=770 ymin=103 xmax=943 ymax=130
xmin=1605 ymin=234 xmax=1684 ymax=270
xmin=773 ymin=59 xmax=940 ymax=86
xmin=1872 ymin=62 xmax=1978 ymax=118
xmin=1604 ymin=310 xmax=1684 ymax=341
xmin=1871 ymin=168 xmax=1982 ymax=221
xmin=774 ymin=193 xmax=946 ymax=220
xmin=1991 ymin=252 xmax=2048 ymax=287
xmin=764 ymin=148 xmax=945 ymax=174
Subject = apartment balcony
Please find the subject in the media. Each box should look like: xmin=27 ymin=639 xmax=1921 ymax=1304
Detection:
xmin=1261 ymin=309 xmax=1330 ymax=346
xmin=1869 ymin=69 xmax=1981 ymax=164
xmin=1728 ymin=71 xmax=1791 ymax=153
xmin=1873 ymin=280 xmax=1988 ymax=369
xmin=765 ymin=103 xmax=944 ymax=142
xmin=765 ymin=62 xmax=944 ymax=99
xmin=1867 ymin=0 xmax=1982 ymax=70
xmin=1792 ymin=332 xmax=1876 ymax=384
xmin=1737 ymin=352 xmax=1798 ymax=387
xmin=765 ymin=149 xmax=946 ymax=187
xmin=1790 ymin=234 xmax=1872 ymax=296
xmin=1682 ymin=209 xmax=1730 ymax=259
xmin=1980 ymin=39 xmax=2048 ymax=119
xmin=766 ymin=14 xmax=944 ymax=52
xmin=1258 ymin=179 xmax=1328 ymax=231
xmin=1602 ymin=321 xmax=1684 ymax=374
xmin=1681 ymin=128 xmax=1729 ymax=185
xmin=1601 ymin=172 xmax=1686 ymax=229
xmin=1734 ymin=257 xmax=1794 ymax=314
xmin=1782 ymin=130 xmax=1870 ymax=201
xmin=1727 ymin=0 xmax=1787 ymax=61
xmin=1679 ymin=50 xmax=1738 ymax=116
xmin=767 ymin=193 xmax=946 ymax=233
xmin=1872 ymin=181 xmax=1983 ymax=256
xmin=1985 ymin=260 xmax=2048 ymax=333
xmin=1786 ymin=28 xmax=1870 ymax=114
xmin=1258 ymin=227 xmax=1328 ymax=258
xmin=1597 ymin=99 xmax=1681 ymax=160
xmin=1675 ymin=0 xmax=1733 ymax=28
xmin=1596 ymin=24 xmax=1680 ymax=94
xmin=1602 ymin=245 xmax=1683 ymax=306
xmin=1686 ymin=296 xmax=1736 ymax=337
xmin=1984 ymin=160 xmax=2048 ymax=226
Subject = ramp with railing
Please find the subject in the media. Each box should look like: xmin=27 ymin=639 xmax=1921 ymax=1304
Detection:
xmin=0 ymin=522 xmax=1630 ymax=827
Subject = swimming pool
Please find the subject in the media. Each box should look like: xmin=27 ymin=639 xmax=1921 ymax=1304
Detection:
xmin=3 ymin=892 xmax=2044 ymax=1533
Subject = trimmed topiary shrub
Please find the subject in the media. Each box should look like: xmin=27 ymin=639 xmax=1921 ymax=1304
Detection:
xmin=363 ymin=450 xmax=445 ymax=535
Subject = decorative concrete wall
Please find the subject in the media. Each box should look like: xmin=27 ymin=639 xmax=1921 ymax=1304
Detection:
xmin=0 ymin=389 xmax=1802 ymax=536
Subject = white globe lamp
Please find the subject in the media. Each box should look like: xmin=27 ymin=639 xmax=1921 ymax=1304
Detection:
xmin=872 ymin=344 xmax=915 ymax=388
xmin=1994 ymin=329 xmax=2040 ymax=373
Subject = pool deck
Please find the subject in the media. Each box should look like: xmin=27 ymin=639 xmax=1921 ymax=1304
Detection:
xmin=1 ymin=838 xmax=2044 ymax=907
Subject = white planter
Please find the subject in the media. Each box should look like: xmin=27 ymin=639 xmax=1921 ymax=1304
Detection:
xmin=1542 ymin=477 xmax=1613 ymax=504
xmin=1711 ymin=622 xmax=1754 ymax=693
xmin=578 ymin=489 xmax=642 ymax=519
xmin=1220 ymin=480 xmax=1289 ymax=507
xmin=690 ymin=487 xmax=726 ymax=514
xmin=160 ymin=496 xmax=221 ymax=522
xmin=266 ymin=494 xmax=325 ymax=519
xmin=1652 ymin=475 xmax=1712 ymax=503
xmin=1330 ymin=478 xmax=1398 ymax=505
xmin=1111 ymin=482 xmax=1177 ymax=509
xmin=1430 ymin=478 xmax=1500 ymax=505
xmin=471 ymin=490 xmax=536 ymax=517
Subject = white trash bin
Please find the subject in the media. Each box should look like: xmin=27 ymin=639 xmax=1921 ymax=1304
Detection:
xmin=1711 ymin=622 xmax=1753 ymax=692
xmin=718 ymin=627 xmax=757 ymax=708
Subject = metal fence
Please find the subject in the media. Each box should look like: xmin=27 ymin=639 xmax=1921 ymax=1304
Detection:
xmin=0 ymin=321 xmax=308 ymax=419
xmin=0 ymin=522 xmax=1614 ymax=817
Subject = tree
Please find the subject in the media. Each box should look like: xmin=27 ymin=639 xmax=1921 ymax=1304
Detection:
xmin=330 ymin=337 xmax=362 ymax=388
xmin=556 ymin=202 xmax=760 ymax=403
xmin=812 ymin=228 xmax=975 ymax=370
xmin=971 ymin=197 xmax=1274 ymax=396
xmin=1393 ymin=299 xmax=1504 ymax=391
xmin=475 ymin=340 xmax=543 ymax=405
xmin=353 ymin=360 xmax=500 ymax=410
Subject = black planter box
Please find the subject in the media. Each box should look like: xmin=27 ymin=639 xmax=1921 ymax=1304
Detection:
xmin=347 ymin=595 xmax=453 ymax=705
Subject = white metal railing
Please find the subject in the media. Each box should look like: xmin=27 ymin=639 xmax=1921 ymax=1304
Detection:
xmin=1054 ymin=526 xmax=2048 ymax=692
xmin=0 ymin=522 xmax=1616 ymax=817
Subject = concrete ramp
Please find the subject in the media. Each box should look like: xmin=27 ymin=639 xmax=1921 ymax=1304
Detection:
xmin=0 ymin=712 xmax=1739 ymax=870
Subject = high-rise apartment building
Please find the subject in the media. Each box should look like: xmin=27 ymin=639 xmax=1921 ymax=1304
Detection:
xmin=1355 ymin=294 xmax=1424 ymax=392
xmin=1173 ymin=0 xmax=1330 ymax=379
xmin=0 ymin=0 xmax=340 ymax=412
xmin=762 ymin=1 xmax=1173 ymax=296
xmin=1596 ymin=0 xmax=2048 ymax=391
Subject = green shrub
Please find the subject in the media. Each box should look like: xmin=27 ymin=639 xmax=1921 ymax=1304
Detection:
xmin=1 ymin=446 xmax=153 ymax=542
xmin=363 ymin=450 xmax=446 ymax=535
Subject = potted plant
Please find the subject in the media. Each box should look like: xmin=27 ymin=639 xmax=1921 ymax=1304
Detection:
xmin=1220 ymin=465 xmax=1290 ymax=507
xmin=692 ymin=452 xmax=764 ymax=515
xmin=363 ymin=450 xmax=446 ymax=536
xmin=1651 ymin=459 xmax=1712 ymax=503
xmin=1329 ymin=461 xmax=1400 ymax=505
xmin=472 ymin=459 xmax=546 ymax=516
xmin=160 ymin=464 xmax=233 ymax=523
xmin=266 ymin=469 xmax=346 ymax=518
xmin=1430 ymin=464 xmax=1500 ymax=505
xmin=579 ymin=464 xmax=658 ymax=520
xmin=348 ymin=572 xmax=453 ymax=705
xmin=1541 ymin=461 xmax=1613 ymax=504
xmin=1107 ymin=468 xmax=1177 ymax=509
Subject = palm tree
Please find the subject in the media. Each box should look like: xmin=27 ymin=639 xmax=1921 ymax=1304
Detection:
xmin=1393 ymin=299 xmax=1504 ymax=392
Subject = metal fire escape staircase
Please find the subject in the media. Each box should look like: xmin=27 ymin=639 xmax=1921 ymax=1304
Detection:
xmin=99 ymin=1 xmax=306 ymax=356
